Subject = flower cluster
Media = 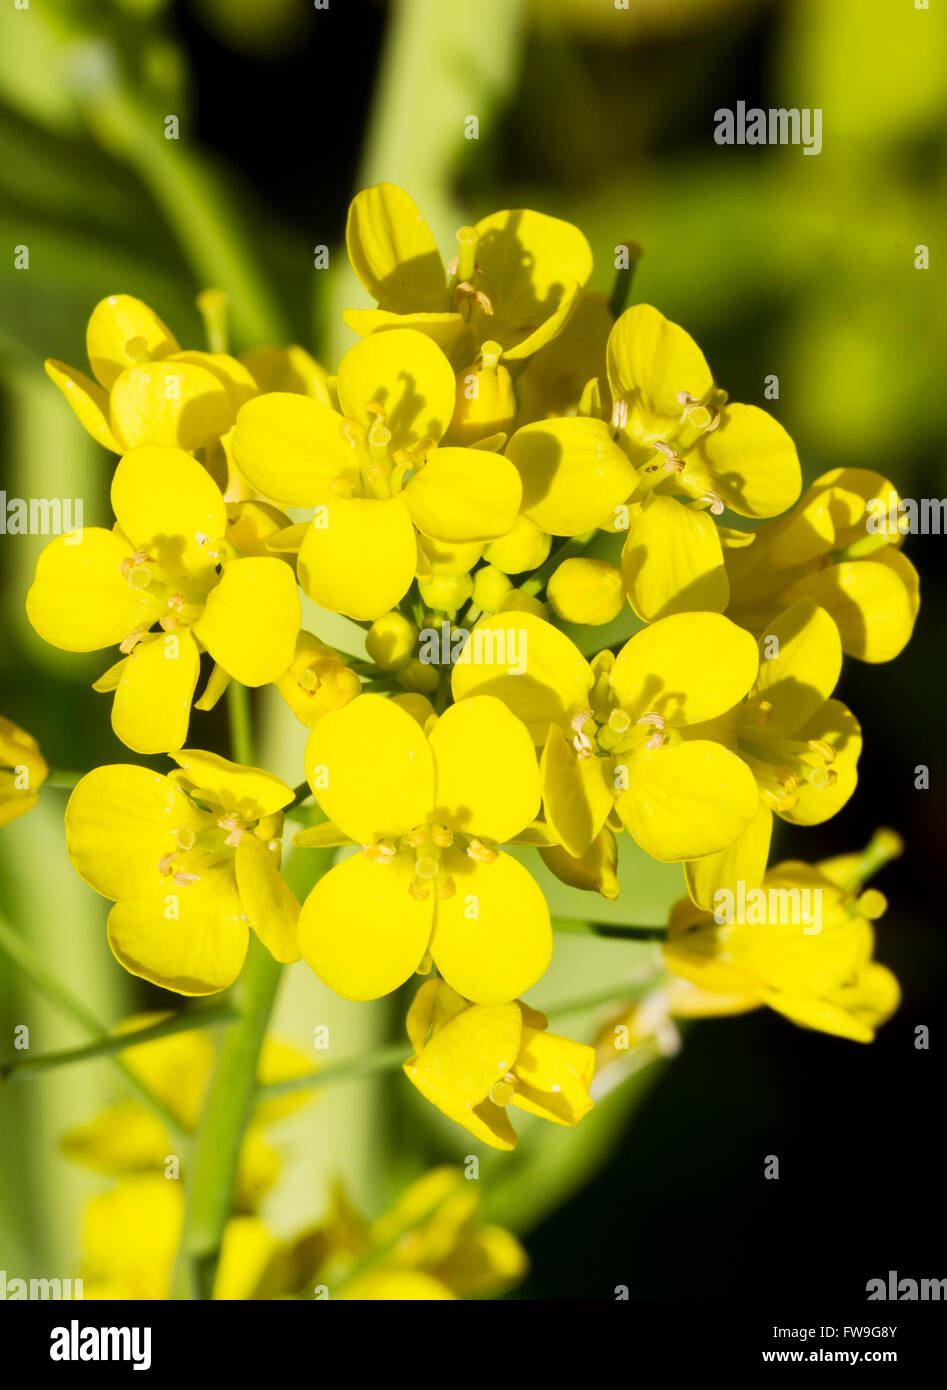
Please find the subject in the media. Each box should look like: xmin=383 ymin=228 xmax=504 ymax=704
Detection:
xmin=22 ymin=183 xmax=917 ymax=1156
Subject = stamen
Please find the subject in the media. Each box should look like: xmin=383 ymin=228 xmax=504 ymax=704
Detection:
xmin=431 ymin=824 xmax=454 ymax=848
xmin=173 ymin=871 xmax=200 ymax=886
xmin=454 ymin=282 xmax=493 ymax=314
xmin=611 ymin=399 xmax=628 ymax=431
xmin=436 ymin=875 xmax=456 ymax=900
xmin=467 ymin=839 xmax=497 ymax=864
xmin=363 ymin=400 xmax=388 ymax=423
xmin=488 ymin=1079 xmax=515 ymax=1106
xmin=677 ymin=390 xmax=720 ymax=431
xmin=697 ymin=491 xmax=725 ymax=515
xmin=755 ymin=699 xmax=774 ymax=725
xmin=158 ymin=852 xmax=178 ymax=876
xmin=119 ymin=626 xmax=147 ymax=655
xmin=808 ymin=738 xmax=836 ymax=765
xmin=408 ymin=879 xmax=430 ymax=902
xmin=218 ymin=814 xmax=244 ymax=848
xmin=363 ymin=841 xmax=397 ymax=864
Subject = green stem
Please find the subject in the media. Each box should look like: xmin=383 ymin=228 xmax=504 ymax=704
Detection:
xmin=0 ymin=1002 xmax=236 ymax=1084
xmin=44 ymin=771 xmax=83 ymax=791
xmin=831 ymin=828 xmax=904 ymax=894
xmin=227 ymin=683 xmax=254 ymax=766
xmin=173 ymin=938 xmax=282 ymax=1300
xmin=0 ymin=912 xmax=186 ymax=1139
xmin=552 ymin=919 xmax=667 ymax=942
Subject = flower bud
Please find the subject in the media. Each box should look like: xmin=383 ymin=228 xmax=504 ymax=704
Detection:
xmin=484 ymin=515 xmax=551 ymax=574
xmin=365 ymin=611 xmax=418 ymax=671
xmin=276 ymin=632 xmax=360 ymax=728
xmin=547 ymin=558 xmax=624 ymax=626
xmin=472 ymin=564 xmax=513 ymax=614
xmin=498 ymin=590 xmax=547 ymax=619
xmin=444 ymin=341 xmax=516 ymax=446
xmin=396 ymin=658 xmax=441 ymax=695
xmin=419 ymin=571 xmax=474 ymax=615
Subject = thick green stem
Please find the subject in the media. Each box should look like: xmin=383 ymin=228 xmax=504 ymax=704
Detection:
xmin=227 ymin=683 xmax=255 ymax=767
xmin=173 ymin=937 xmax=283 ymax=1299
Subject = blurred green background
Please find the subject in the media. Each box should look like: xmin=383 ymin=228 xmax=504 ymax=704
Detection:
xmin=2 ymin=0 xmax=945 ymax=1298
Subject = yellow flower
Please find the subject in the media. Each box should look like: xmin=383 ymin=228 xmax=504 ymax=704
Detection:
xmin=65 ymin=750 xmax=301 ymax=994
xmin=683 ymin=599 xmax=862 ymax=908
xmin=62 ymin=1015 xmax=312 ymax=1211
xmin=0 ymin=717 xmax=48 ymax=826
xmin=294 ymin=694 xmax=552 ymax=1003
xmin=403 ymin=978 xmax=595 ymax=1151
xmin=231 ymin=328 xmax=522 ymax=620
xmin=344 ymin=182 xmax=593 ymax=364
xmin=26 ymin=446 xmax=300 ymax=753
xmin=663 ymin=849 xmax=900 ymax=1043
xmin=513 ymin=290 xmax=612 ymax=426
xmin=452 ymin=610 xmax=760 ymax=864
xmin=45 ymin=294 xmax=257 ymax=454
xmin=725 ymin=467 xmax=920 ymax=662
xmin=78 ymin=1166 xmax=525 ymax=1301
xmin=276 ymin=631 xmax=361 ymax=728
xmin=602 ymin=304 xmax=801 ymax=619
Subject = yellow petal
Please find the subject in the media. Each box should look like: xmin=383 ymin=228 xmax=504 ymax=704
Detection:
xmin=168 ymin=350 xmax=257 ymax=412
xmin=606 ymin=304 xmax=713 ymax=457
xmin=26 ymin=529 xmax=161 ymax=652
xmin=298 ymin=496 xmax=417 ymax=621
xmin=337 ymin=329 xmax=456 ymax=450
xmin=110 ymin=445 xmax=226 ymax=575
xmin=780 ymin=699 xmax=861 ymax=826
xmin=193 ymin=556 xmax=300 ymax=686
xmin=298 ymin=852 xmax=433 ymax=1001
xmin=451 ymin=612 xmax=593 ymax=743
xmin=109 ymin=361 xmax=233 ymax=451
xmin=304 ymin=694 xmax=434 ymax=843
xmin=688 ymin=403 xmax=801 ymax=518
xmin=66 ymin=764 xmax=203 ymax=902
xmin=540 ymin=723 xmax=613 ymax=858
xmin=785 ymin=552 xmax=920 ymax=663
xmin=168 ymin=749 xmax=292 ymax=818
xmin=540 ymin=826 xmax=620 ymax=899
xmin=346 ymin=183 xmax=446 ymax=313
xmin=44 ymin=359 xmax=121 ymax=451
xmin=241 ymin=344 xmax=332 ymax=403
xmin=111 ymin=630 xmax=200 ymax=755
xmin=610 ymin=612 xmax=758 ymax=725
xmin=684 ymin=802 xmax=774 ymax=909
xmin=615 ymin=741 xmax=759 ymax=862
xmin=507 ymin=418 xmax=637 ymax=535
xmin=339 ymin=1271 xmax=455 ymax=1300
xmin=429 ymin=696 xmax=540 ymax=841
xmin=621 ymin=496 xmax=728 ymax=621
xmin=403 ymin=448 xmax=521 ymax=542
xmin=86 ymin=294 xmax=179 ymax=390
xmin=403 ymin=999 xmax=524 ymax=1149
xmin=232 ymin=394 xmax=359 ymax=506
xmin=235 ymin=833 xmax=300 ymax=963
xmin=430 ymin=849 xmax=552 ymax=1003
xmin=510 ymin=1025 xmax=595 ymax=1125
xmin=473 ymin=208 xmax=593 ymax=358
xmin=752 ymin=598 xmax=842 ymax=734
xmin=342 ymin=308 xmax=466 ymax=355
xmin=108 ymin=869 xmax=249 ymax=995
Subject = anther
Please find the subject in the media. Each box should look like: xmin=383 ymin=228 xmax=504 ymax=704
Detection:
xmin=697 ymin=491 xmax=725 ymax=515
xmin=362 ymin=841 xmax=397 ymax=864
xmin=467 ymin=839 xmax=497 ymax=864
xmin=173 ymin=871 xmax=200 ymax=886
